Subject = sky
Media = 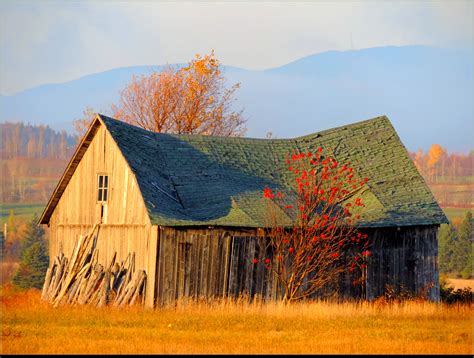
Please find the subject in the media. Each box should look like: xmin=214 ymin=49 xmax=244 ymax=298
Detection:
xmin=0 ymin=0 xmax=472 ymax=95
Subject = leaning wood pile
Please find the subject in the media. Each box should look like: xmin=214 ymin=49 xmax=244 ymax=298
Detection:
xmin=41 ymin=224 xmax=147 ymax=307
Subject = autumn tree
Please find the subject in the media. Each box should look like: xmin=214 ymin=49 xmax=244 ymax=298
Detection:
xmin=413 ymin=149 xmax=425 ymax=176
xmin=427 ymin=144 xmax=446 ymax=183
xmin=257 ymin=148 xmax=371 ymax=302
xmin=112 ymin=51 xmax=246 ymax=136
xmin=72 ymin=107 xmax=97 ymax=139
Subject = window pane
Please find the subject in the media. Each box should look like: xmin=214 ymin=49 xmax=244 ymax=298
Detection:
xmin=103 ymin=188 xmax=108 ymax=201
xmin=98 ymin=175 xmax=103 ymax=188
xmin=104 ymin=175 xmax=108 ymax=188
xmin=98 ymin=188 xmax=103 ymax=201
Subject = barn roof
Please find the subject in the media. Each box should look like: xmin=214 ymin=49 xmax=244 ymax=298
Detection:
xmin=40 ymin=114 xmax=448 ymax=228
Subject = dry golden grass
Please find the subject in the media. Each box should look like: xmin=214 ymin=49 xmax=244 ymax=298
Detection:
xmin=1 ymin=286 xmax=472 ymax=355
xmin=0 ymin=261 xmax=19 ymax=286
xmin=447 ymin=278 xmax=474 ymax=291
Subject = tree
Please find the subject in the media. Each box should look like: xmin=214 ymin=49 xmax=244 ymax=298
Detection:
xmin=12 ymin=214 xmax=49 ymax=289
xmin=438 ymin=223 xmax=456 ymax=274
xmin=18 ymin=214 xmax=45 ymax=259
xmin=413 ymin=148 xmax=425 ymax=177
xmin=457 ymin=211 xmax=473 ymax=279
xmin=257 ymin=148 xmax=370 ymax=302
xmin=12 ymin=241 xmax=49 ymax=289
xmin=112 ymin=51 xmax=246 ymax=136
xmin=59 ymin=130 xmax=68 ymax=159
xmin=73 ymin=107 xmax=97 ymax=139
xmin=37 ymin=125 xmax=45 ymax=158
xmin=439 ymin=212 xmax=473 ymax=278
xmin=27 ymin=134 xmax=37 ymax=158
xmin=427 ymin=144 xmax=446 ymax=183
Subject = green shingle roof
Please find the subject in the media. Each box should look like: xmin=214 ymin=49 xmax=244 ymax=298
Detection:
xmin=100 ymin=114 xmax=448 ymax=228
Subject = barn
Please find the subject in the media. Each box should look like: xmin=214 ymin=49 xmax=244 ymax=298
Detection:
xmin=39 ymin=114 xmax=448 ymax=307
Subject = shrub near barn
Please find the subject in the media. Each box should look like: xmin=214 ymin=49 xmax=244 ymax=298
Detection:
xmin=257 ymin=148 xmax=371 ymax=301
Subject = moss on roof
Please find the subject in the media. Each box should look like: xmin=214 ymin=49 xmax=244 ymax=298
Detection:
xmin=100 ymin=114 xmax=448 ymax=228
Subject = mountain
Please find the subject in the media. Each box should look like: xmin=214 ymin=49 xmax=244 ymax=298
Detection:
xmin=1 ymin=46 xmax=472 ymax=151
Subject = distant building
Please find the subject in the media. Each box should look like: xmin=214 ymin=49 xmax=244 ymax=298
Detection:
xmin=40 ymin=114 xmax=447 ymax=307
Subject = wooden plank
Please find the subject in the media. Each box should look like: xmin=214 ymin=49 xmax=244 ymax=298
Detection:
xmin=183 ymin=242 xmax=192 ymax=297
xmin=215 ymin=233 xmax=224 ymax=296
xmin=177 ymin=242 xmax=185 ymax=299
xmin=189 ymin=233 xmax=197 ymax=298
xmin=171 ymin=229 xmax=179 ymax=302
xmin=164 ymin=228 xmax=174 ymax=304
xmin=222 ymin=235 xmax=231 ymax=297
xmin=145 ymin=226 xmax=158 ymax=308
xmin=208 ymin=233 xmax=218 ymax=298
xmin=228 ymin=236 xmax=240 ymax=297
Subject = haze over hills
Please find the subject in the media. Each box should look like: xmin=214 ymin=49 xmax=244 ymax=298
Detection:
xmin=1 ymin=45 xmax=472 ymax=152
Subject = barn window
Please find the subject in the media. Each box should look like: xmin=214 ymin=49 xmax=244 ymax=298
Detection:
xmin=97 ymin=174 xmax=109 ymax=202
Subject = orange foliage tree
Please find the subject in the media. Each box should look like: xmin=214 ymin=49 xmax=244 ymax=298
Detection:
xmin=112 ymin=51 xmax=246 ymax=136
xmin=257 ymin=148 xmax=371 ymax=302
xmin=427 ymin=144 xmax=446 ymax=182
xmin=410 ymin=146 xmax=473 ymax=185
xmin=72 ymin=107 xmax=97 ymax=139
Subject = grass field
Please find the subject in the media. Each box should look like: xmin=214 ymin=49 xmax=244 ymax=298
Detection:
xmin=0 ymin=287 xmax=472 ymax=355
xmin=446 ymin=278 xmax=474 ymax=290
xmin=0 ymin=203 xmax=45 ymax=226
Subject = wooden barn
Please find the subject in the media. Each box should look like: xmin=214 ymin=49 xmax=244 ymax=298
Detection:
xmin=39 ymin=114 xmax=448 ymax=307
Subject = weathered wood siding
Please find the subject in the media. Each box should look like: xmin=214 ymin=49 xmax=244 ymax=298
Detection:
xmin=155 ymin=225 xmax=440 ymax=305
xmin=155 ymin=227 xmax=282 ymax=305
xmin=365 ymin=225 xmax=439 ymax=301
xmin=48 ymin=124 xmax=158 ymax=306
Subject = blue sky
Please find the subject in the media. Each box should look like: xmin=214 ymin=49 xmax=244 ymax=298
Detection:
xmin=1 ymin=1 xmax=472 ymax=95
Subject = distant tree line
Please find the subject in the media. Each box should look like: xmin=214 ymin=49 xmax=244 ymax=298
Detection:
xmin=0 ymin=123 xmax=78 ymax=203
xmin=0 ymin=122 xmax=77 ymax=160
xmin=409 ymin=144 xmax=474 ymax=184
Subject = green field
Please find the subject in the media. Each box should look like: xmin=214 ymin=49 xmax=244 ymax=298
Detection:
xmin=0 ymin=203 xmax=46 ymax=226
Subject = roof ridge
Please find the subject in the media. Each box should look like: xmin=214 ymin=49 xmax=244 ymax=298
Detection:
xmin=98 ymin=113 xmax=390 ymax=142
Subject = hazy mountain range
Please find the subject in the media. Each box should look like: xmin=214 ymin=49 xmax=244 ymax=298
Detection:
xmin=1 ymin=45 xmax=472 ymax=152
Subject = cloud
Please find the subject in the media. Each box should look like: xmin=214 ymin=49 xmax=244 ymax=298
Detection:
xmin=0 ymin=1 xmax=472 ymax=94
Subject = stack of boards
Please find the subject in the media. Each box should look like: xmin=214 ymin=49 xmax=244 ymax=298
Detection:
xmin=41 ymin=224 xmax=147 ymax=307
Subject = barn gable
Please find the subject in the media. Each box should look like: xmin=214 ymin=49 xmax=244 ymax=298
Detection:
xmin=39 ymin=115 xmax=150 ymax=227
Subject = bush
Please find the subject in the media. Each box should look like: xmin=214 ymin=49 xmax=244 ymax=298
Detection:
xmin=440 ymin=281 xmax=473 ymax=304
xmin=381 ymin=283 xmax=435 ymax=302
xmin=12 ymin=241 xmax=49 ymax=289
